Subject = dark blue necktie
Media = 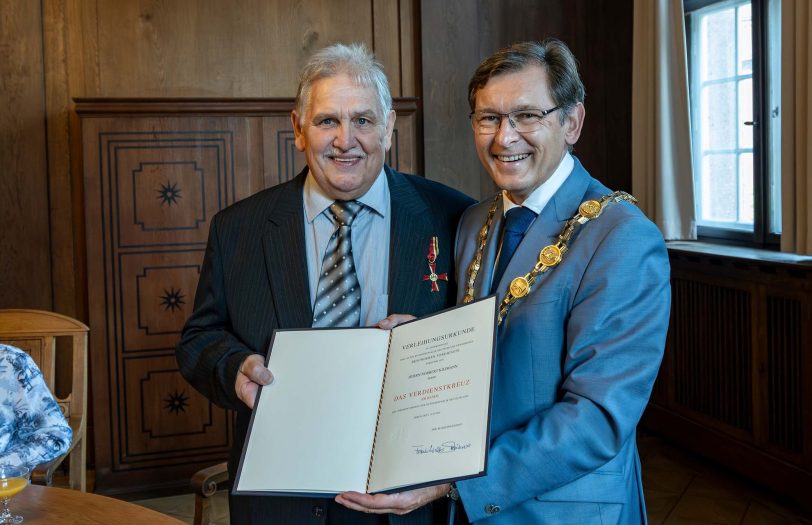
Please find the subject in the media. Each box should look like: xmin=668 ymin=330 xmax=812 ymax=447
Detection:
xmin=490 ymin=206 xmax=537 ymax=293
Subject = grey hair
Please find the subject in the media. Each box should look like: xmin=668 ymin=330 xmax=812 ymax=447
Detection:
xmin=295 ymin=42 xmax=393 ymax=125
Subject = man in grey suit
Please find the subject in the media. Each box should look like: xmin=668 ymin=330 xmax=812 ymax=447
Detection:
xmin=338 ymin=40 xmax=670 ymax=524
xmin=176 ymin=43 xmax=473 ymax=525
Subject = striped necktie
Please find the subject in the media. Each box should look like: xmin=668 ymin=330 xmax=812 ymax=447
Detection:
xmin=312 ymin=200 xmax=363 ymax=327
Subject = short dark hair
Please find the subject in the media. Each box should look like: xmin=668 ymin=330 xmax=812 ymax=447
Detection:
xmin=467 ymin=39 xmax=585 ymax=124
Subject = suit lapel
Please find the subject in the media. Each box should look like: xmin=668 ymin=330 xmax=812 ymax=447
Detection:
xmin=386 ymin=167 xmax=434 ymax=315
xmin=262 ymin=169 xmax=313 ymax=328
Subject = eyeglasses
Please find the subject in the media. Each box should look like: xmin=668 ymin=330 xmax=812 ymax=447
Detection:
xmin=469 ymin=107 xmax=561 ymax=134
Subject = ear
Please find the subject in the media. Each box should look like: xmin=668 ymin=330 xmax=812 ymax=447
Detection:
xmin=383 ymin=110 xmax=396 ymax=151
xmin=291 ymin=111 xmax=306 ymax=152
xmin=563 ymin=103 xmax=585 ymax=146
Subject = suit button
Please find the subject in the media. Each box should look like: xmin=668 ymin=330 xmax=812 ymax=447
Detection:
xmin=485 ymin=504 xmax=501 ymax=514
xmin=312 ymin=505 xmax=324 ymax=517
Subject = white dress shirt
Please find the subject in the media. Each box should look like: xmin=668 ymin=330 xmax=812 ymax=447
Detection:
xmin=501 ymin=152 xmax=574 ymax=216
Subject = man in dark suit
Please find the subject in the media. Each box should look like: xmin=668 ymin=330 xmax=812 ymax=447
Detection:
xmin=176 ymin=43 xmax=473 ymax=525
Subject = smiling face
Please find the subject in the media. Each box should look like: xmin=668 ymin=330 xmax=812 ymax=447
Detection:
xmin=292 ymin=73 xmax=396 ymax=200
xmin=472 ymin=64 xmax=584 ymax=204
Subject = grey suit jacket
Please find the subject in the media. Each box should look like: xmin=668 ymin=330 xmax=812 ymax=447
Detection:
xmin=177 ymin=166 xmax=473 ymax=525
xmin=453 ymin=158 xmax=670 ymax=524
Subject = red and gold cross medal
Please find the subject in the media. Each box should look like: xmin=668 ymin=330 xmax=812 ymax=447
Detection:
xmin=422 ymin=236 xmax=448 ymax=292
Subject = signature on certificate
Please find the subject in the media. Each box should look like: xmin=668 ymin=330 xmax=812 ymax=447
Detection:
xmin=412 ymin=441 xmax=472 ymax=454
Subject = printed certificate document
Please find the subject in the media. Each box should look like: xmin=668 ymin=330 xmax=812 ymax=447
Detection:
xmin=233 ymin=296 xmax=496 ymax=496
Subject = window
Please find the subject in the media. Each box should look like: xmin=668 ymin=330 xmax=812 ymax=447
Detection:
xmin=685 ymin=0 xmax=781 ymax=246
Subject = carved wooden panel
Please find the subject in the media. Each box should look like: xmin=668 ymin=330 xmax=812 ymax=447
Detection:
xmin=81 ymin=112 xmax=263 ymax=494
xmin=78 ymin=98 xmax=418 ymax=495
xmin=122 ymin=355 xmax=230 ymax=463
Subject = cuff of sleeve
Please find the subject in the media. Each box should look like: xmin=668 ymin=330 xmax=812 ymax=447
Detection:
xmin=457 ymin=474 xmax=506 ymax=522
xmin=221 ymin=350 xmax=254 ymax=409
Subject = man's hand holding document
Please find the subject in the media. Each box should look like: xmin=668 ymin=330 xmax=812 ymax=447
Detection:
xmin=233 ymin=296 xmax=497 ymax=496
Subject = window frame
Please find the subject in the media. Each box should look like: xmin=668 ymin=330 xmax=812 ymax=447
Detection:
xmin=685 ymin=0 xmax=779 ymax=248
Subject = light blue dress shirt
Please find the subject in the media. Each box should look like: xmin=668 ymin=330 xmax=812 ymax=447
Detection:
xmin=303 ymin=170 xmax=391 ymax=327
xmin=0 ymin=344 xmax=72 ymax=468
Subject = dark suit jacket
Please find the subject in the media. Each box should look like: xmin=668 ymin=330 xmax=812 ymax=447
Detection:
xmin=177 ymin=165 xmax=474 ymax=525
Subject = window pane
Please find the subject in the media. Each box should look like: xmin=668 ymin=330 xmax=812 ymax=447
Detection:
xmin=738 ymin=78 xmax=753 ymax=148
xmin=702 ymin=81 xmax=737 ymax=150
xmin=737 ymin=4 xmax=753 ymax=74
xmin=702 ymin=7 xmax=736 ymax=81
xmin=701 ymin=154 xmax=738 ymax=222
xmin=689 ymin=0 xmax=782 ymax=242
xmin=739 ymin=152 xmax=754 ymax=224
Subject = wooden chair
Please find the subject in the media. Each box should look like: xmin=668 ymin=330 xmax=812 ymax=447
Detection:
xmin=0 ymin=309 xmax=88 ymax=491
xmin=191 ymin=461 xmax=229 ymax=525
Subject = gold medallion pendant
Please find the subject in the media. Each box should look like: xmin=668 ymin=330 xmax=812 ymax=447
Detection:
xmin=509 ymin=276 xmax=530 ymax=298
xmin=578 ymin=200 xmax=602 ymax=219
xmin=539 ymin=245 xmax=562 ymax=267
xmin=464 ymin=191 xmax=637 ymax=323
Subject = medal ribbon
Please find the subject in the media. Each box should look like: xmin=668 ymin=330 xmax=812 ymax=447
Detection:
xmin=422 ymin=236 xmax=448 ymax=292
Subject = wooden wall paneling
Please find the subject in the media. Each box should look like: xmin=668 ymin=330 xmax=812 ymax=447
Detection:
xmin=42 ymin=0 xmax=84 ymax=320
xmin=482 ymin=0 xmax=634 ymax=193
xmin=373 ymin=0 xmax=403 ymax=96
xmin=398 ymin=0 xmax=417 ymax=98
xmin=388 ymin=100 xmax=418 ymax=175
xmin=568 ymin=1 xmax=634 ymax=194
xmin=41 ymin=0 xmax=82 ymax=418
xmin=25 ymin=0 xmax=418 ymax=318
xmin=0 ymin=0 xmax=52 ymax=310
xmin=86 ymin=0 xmax=387 ymax=98
xmin=419 ymin=0 xmax=634 ymax=200
xmin=80 ymin=108 xmax=265 ymax=493
xmin=420 ymin=0 xmax=492 ymax=198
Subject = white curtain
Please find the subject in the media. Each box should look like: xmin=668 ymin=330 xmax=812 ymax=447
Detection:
xmin=781 ymin=0 xmax=812 ymax=255
xmin=631 ymin=0 xmax=696 ymax=240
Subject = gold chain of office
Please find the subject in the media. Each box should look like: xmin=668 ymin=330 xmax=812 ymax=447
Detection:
xmin=462 ymin=190 xmax=638 ymax=324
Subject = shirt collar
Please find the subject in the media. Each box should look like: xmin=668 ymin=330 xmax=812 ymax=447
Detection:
xmin=502 ymin=152 xmax=574 ymax=216
xmin=304 ymin=167 xmax=389 ymax=223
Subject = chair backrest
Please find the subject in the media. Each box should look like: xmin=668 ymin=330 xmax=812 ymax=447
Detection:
xmin=0 ymin=309 xmax=88 ymax=430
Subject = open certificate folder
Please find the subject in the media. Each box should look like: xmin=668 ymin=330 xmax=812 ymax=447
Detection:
xmin=233 ymin=296 xmax=497 ymax=496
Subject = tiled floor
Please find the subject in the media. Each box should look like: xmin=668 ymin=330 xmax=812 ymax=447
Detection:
xmin=637 ymin=433 xmax=809 ymax=524
xmin=123 ymin=432 xmax=810 ymax=524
